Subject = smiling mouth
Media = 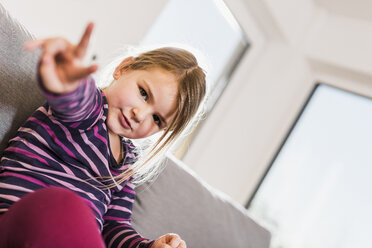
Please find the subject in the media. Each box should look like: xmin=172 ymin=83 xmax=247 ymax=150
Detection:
xmin=120 ymin=114 xmax=132 ymax=129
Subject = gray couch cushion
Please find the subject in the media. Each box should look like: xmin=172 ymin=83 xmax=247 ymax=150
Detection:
xmin=0 ymin=3 xmax=44 ymax=153
xmin=133 ymin=155 xmax=271 ymax=248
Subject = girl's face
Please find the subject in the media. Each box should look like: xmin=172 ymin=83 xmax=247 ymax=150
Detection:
xmin=103 ymin=62 xmax=178 ymax=140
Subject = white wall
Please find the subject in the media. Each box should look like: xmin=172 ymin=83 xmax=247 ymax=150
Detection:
xmin=184 ymin=0 xmax=372 ymax=205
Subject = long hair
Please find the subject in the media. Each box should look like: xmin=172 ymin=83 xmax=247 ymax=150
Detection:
xmin=99 ymin=46 xmax=207 ymax=187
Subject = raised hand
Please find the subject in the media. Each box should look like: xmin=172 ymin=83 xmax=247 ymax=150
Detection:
xmin=152 ymin=233 xmax=187 ymax=248
xmin=24 ymin=22 xmax=98 ymax=94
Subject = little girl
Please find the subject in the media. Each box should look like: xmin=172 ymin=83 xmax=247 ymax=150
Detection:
xmin=0 ymin=23 xmax=206 ymax=248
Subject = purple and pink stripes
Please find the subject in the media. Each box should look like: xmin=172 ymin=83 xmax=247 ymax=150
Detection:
xmin=0 ymin=77 xmax=153 ymax=248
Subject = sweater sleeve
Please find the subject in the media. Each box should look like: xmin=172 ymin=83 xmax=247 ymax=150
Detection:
xmin=102 ymin=181 xmax=154 ymax=248
xmin=39 ymin=77 xmax=104 ymax=129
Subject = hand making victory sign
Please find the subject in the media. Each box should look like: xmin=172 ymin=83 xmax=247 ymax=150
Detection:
xmin=24 ymin=22 xmax=98 ymax=94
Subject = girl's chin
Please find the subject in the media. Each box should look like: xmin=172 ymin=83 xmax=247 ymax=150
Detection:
xmin=115 ymin=127 xmax=135 ymax=139
xmin=107 ymin=123 xmax=126 ymax=138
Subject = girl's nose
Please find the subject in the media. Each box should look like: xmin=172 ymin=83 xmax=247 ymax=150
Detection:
xmin=132 ymin=107 xmax=150 ymax=123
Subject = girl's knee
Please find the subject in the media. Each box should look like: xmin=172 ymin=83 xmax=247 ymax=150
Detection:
xmin=27 ymin=186 xmax=80 ymax=202
xmin=26 ymin=187 xmax=92 ymax=219
xmin=14 ymin=187 xmax=84 ymax=214
xmin=32 ymin=187 xmax=84 ymax=207
xmin=1 ymin=187 xmax=104 ymax=247
xmin=6 ymin=186 xmax=94 ymax=231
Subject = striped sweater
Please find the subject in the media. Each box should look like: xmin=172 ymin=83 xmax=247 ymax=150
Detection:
xmin=0 ymin=77 xmax=154 ymax=248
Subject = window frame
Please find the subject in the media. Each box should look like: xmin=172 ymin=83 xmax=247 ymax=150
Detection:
xmin=246 ymin=79 xmax=372 ymax=208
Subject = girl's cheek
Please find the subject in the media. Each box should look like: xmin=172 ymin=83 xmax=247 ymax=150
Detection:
xmin=138 ymin=121 xmax=155 ymax=138
xmin=123 ymin=94 xmax=140 ymax=107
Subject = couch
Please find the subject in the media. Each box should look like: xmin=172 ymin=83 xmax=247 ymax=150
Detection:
xmin=0 ymin=3 xmax=270 ymax=247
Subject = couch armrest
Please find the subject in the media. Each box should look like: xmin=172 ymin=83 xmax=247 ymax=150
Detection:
xmin=0 ymin=3 xmax=44 ymax=153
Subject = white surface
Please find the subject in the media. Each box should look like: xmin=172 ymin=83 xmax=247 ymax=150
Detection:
xmin=184 ymin=0 xmax=372 ymax=205
xmin=314 ymin=0 xmax=372 ymax=22
xmin=249 ymin=85 xmax=372 ymax=247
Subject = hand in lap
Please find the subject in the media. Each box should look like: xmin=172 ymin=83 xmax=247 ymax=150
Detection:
xmin=153 ymin=233 xmax=186 ymax=248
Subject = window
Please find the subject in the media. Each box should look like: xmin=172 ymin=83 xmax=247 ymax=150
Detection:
xmin=247 ymin=84 xmax=372 ymax=248
xmin=140 ymin=0 xmax=249 ymax=112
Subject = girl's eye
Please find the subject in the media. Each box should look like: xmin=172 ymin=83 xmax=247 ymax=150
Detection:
xmin=153 ymin=115 xmax=161 ymax=127
xmin=139 ymin=87 xmax=148 ymax=101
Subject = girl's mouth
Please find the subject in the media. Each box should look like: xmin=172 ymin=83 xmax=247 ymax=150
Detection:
xmin=120 ymin=114 xmax=132 ymax=129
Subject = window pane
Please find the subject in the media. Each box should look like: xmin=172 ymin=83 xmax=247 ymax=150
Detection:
xmin=141 ymin=0 xmax=248 ymax=110
xmin=248 ymin=84 xmax=372 ymax=248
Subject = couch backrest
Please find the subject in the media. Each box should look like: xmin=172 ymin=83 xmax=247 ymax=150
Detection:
xmin=0 ymin=3 xmax=45 ymax=153
xmin=132 ymin=154 xmax=271 ymax=248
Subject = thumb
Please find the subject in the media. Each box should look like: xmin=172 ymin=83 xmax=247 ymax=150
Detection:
xmin=166 ymin=235 xmax=181 ymax=247
xmin=40 ymin=53 xmax=60 ymax=86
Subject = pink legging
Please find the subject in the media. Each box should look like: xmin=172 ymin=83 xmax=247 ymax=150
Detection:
xmin=0 ymin=187 xmax=105 ymax=248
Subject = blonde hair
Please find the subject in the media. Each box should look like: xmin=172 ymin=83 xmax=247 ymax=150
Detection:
xmin=100 ymin=46 xmax=206 ymax=187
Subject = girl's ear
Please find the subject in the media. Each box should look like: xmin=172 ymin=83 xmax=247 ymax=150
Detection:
xmin=113 ymin=56 xmax=135 ymax=79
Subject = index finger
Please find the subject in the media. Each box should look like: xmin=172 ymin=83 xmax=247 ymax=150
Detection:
xmin=75 ymin=22 xmax=94 ymax=59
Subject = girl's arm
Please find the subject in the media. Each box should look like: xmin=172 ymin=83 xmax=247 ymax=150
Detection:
xmin=103 ymin=181 xmax=186 ymax=248
xmin=25 ymin=24 xmax=102 ymax=128
xmin=39 ymin=76 xmax=104 ymax=129
xmin=103 ymin=181 xmax=155 ymax=248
